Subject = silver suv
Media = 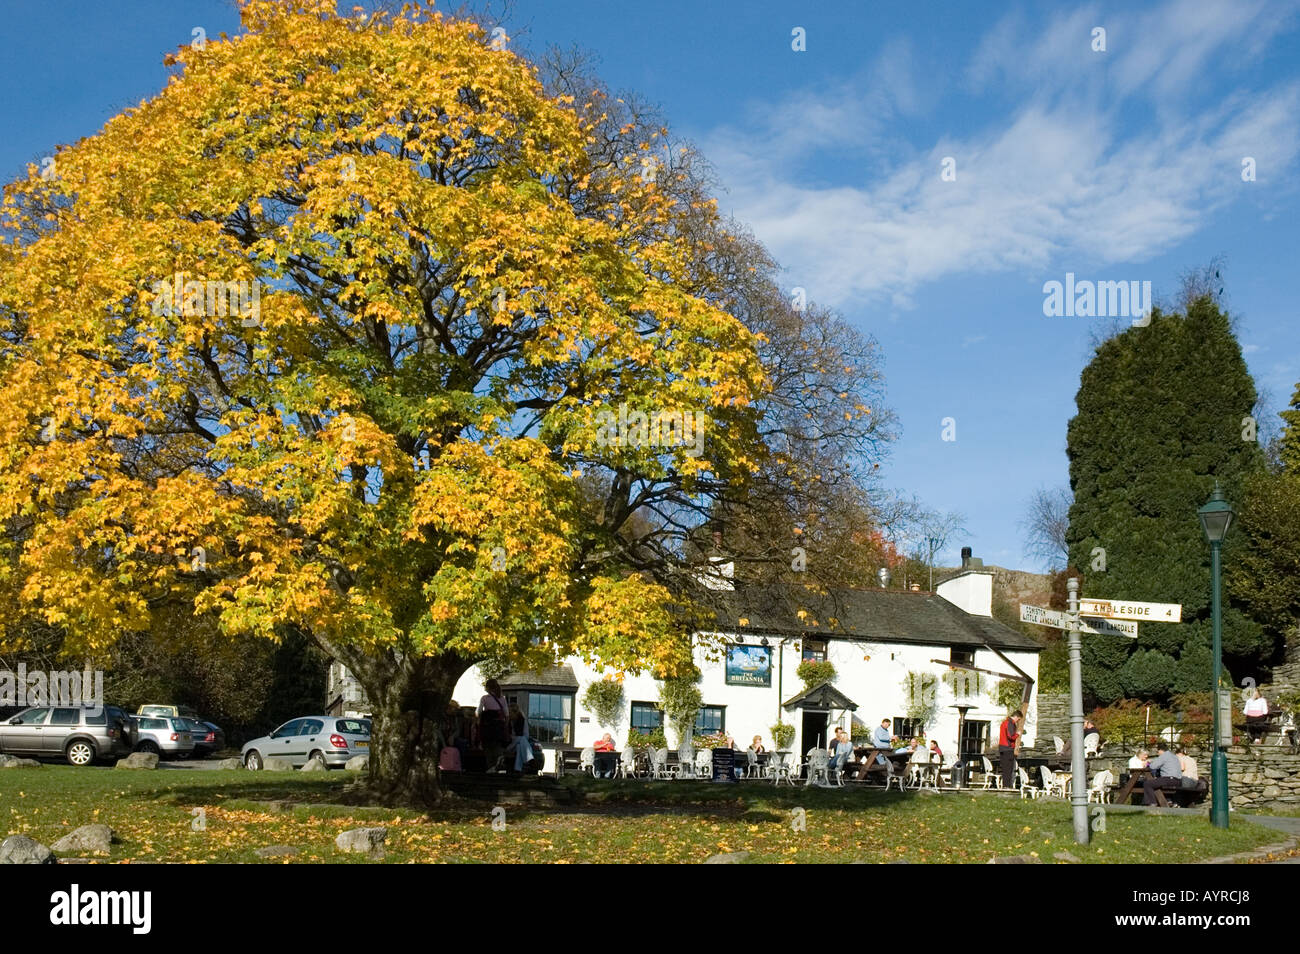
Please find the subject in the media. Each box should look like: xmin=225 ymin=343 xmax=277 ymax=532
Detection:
xmin=0 ymin=705 xmax=134 ymax=766
xmin=132 ymin=716 xmax=195 ymax=760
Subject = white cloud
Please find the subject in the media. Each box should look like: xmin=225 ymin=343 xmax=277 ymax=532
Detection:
xmin=700 ymin=0 xmax=1300 ymax=309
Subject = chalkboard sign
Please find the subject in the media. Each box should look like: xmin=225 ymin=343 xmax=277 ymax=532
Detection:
xmin=711 ymin=747 xmax=737 ymax=783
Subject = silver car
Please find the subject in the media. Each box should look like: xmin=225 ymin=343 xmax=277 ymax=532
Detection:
xmin=241 ymin=716 xmax=371 ymax=770
xmin=132 ymin=716 xmax=195 ymax=759
xmin=0 ymin=705 xmax=134 ymax=766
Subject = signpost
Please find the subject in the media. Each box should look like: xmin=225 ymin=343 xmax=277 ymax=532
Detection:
xmin=1078 ymin=599 xmax=1181 ymax=623
xmin=1022 ymin=591 xmax=1183 ymax=846
xmin=1020 ymin=604 xmax=1138 ymax=638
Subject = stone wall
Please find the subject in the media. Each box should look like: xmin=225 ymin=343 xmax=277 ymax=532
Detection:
xmin=1228 ymin=746 xmax=1300 ymax=811
xmin=1032 ymin=692 xmax=1071 ymax=751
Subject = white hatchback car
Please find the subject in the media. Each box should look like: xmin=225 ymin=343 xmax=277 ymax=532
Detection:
xmin=241 ymin=716 xmax=371 ymax=769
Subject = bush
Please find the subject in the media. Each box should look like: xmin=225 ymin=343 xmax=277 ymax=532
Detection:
xmin=770 ymin=722 xmax=795 ymax=749
xmin=626 ymin=727 xmax=667 ymax=749
xmin=850 ymin=722 xmax=872 ymax=742
xmin=582 ymin=677 xmax=625 ymax=729
xmin=796 ymin=660 xmax=836 ymax=688
xmin=658 ymin=670 xmax=702 ymax=741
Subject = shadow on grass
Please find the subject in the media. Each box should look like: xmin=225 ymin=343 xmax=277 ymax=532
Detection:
xmin=138 ymin=772 xmax=944 ymax=826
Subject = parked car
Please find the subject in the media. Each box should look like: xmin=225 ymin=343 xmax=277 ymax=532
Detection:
xmin=0 ymin=704 xmax=134 ymax=766
xmin=180 ymin=718 xmax=225 ymax=758
xmin=136 ymin=704 xmax=200 ymax=720
xmin=241 ymin=716 xmax=371 ymax=770
xmin=132 ymin=716 xmax=195 ymax=760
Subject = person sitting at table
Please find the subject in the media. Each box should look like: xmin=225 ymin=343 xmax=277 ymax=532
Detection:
xmin=1244 ymin=690 xmax=1269 ymax=742
xmin=927 ymin=739 xmax=943 ymax=763
xmin=1127 ymin=749 xmax=1149 ymax=770
xmin=593 ymin=732 xmax=617 ymax=778
xmin=827 ymin=727 xmax=853 ymax=777
xmin=893 ymin=738 xmax=919 ymax=755
xmin=1141 ymin=742 xmax=1183 ymax=805
xmin=748 ymin=735 xmax=766 ymax=755
xmin=872 ymin=719 xmax=892 ymax=765
xmin=1175 ymin=745 xmax=1198 ymax=780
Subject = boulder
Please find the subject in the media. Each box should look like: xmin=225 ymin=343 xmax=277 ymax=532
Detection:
xmin=0 ymin=834 xmax=55 ymax=865
xmin=262 ymin=757 xmax=294 ymax=772
xmin=218 ymin=758 xmax=243 ymax=770
xmin=254 ymin=845 xmax=300 ymax=858
xmin=51 ymin=824 xmax=115 ymax=855
xmin=115 ymin=752 xmax=158 ymax=770
xmin=345 ymin=756 xmax=369 ymax=771
xmin=335 ymin=827 xmax=387 ymax=857
xmin=0 ymin=756 xmax=41 ymax=768
xmin=300 ymin=760 xmax=326 ymax=772
xmin=987 ymin=855 xmax=1042 ymax=864
xmin=1053 ymin=851 xmax=1081 ymax=863
xmin=703 ymin=851 xmax=750 ymax=864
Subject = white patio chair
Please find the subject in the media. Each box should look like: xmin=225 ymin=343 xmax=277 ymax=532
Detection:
xmin=980 ymin=755 xmax=1001 ymax=789
xmin=1018 ymin=766 xmax=1043 ymax=799
xmin=805 ymin=748 xmax=830 ymax=787
xmin=1088 ymin=769 xmax=1113 ymax=804
xmin=618 ymin=748 xmax=639 ymax=779
xmin=744 ymin=748 xmax=760 ymax=779
xmin=1277 ymin=712 xmax=1297 ymax=747
xmin=651 ymin=747 xmax=674 ymax=780
xmin=1040 ymin=765 xmax=1067 ymax=798
xmin=1083 ymin=733 xmax=1101 ymax=757
xmin=694 ymin=748 xmax=713 ymax=780
xmin=771 ymin=751 xmax=798 ymax=786
xmin=1053 ymin=736 xmax=1065 ymax=755
xmin=580 ymin=746 xmax=596 ymax=777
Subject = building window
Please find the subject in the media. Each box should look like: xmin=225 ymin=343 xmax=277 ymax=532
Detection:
xmin=525 ymin=692 xmax=574 ymax=745
xmin=694 ymin=706 xmax=725 ymax=736
xmin=951 ymin=647 xmax=976 ymax=667
xmin=801 ymin=639 xmax=827 ymax=662
xmin=630 ymin=702 xmax=663 ymax=736
xmin=893 ymin=717 xmax=923 ymax=742
xmin=961 ymin=720 xmax=989 ymax=759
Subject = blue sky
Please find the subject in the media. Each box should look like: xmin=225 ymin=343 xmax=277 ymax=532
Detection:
xmin=4 ymin=0 xmax=1299 ymax=573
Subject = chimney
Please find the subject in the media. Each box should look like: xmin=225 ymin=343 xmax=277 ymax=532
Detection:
xmin=937 ymin=546 xmax=992 ymax=616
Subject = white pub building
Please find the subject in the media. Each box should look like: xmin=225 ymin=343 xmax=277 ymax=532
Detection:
xmin=325 ymin=550 xmax=1042 ymax=762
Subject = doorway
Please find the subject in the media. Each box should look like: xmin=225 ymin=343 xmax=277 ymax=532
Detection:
xmin=801 ymin=710 xmax=828 ymax=754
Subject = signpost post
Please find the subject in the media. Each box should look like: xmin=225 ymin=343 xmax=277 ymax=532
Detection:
xmin=1021 ymin=591 xmax=1182 ymax=846
xmin=1066 ymin=579 xmax=1089 ymax=846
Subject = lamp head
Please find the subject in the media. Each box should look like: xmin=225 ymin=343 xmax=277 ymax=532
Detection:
xmin=1198 ymin=482 xmax=1235 ymax=544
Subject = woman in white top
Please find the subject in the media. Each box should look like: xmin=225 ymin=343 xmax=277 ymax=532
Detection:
xmin=1127 ymin=749 xmax=1149 ymax=770
xmin=1244 ymin=690 xmax=1269 ymax=742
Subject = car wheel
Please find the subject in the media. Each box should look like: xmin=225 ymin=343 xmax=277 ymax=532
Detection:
xmin=308 ymin=750 xmax=327 ymax=769
xmin=245 ymin=750 xmax=263 ymax=771
xmin=137 ymin=740 xmax=160 ymax=755
xmin=65 ymin=740 xmax=95 ymax=766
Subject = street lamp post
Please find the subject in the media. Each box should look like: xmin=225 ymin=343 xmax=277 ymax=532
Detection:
xmin=1197 ymin=483 xmax=1235 ymax=829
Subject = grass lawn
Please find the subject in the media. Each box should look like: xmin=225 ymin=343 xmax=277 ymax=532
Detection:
xmin=0 ymin=767 xmax=1284 ymax=864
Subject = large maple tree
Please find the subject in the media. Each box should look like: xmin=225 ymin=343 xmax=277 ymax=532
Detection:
xmin=0 ymin=1 xmax=887 ymax=799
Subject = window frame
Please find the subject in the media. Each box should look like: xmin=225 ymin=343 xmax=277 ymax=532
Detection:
xmin=630 ymin=701 xmax=664 ymax=737
xmin=693 ymin=705 xmax=726 ymax=737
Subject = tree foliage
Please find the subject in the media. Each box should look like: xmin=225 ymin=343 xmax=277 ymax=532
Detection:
xmin=0 ymin=2 xmax=894 ymax=799
xmin=1065 ymin=297 xmax=1269 ymax=703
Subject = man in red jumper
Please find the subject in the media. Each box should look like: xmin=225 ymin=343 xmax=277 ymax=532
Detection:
xmin=998 ymin=709 xmax=1024 ymax=790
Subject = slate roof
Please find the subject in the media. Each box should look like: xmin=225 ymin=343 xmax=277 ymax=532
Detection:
xmin=693 ymin=582 xmax=1042 ymax=653
xmin=781 ymin=681 xmax=860 ymax=712
xmin=498 ymin=665 xmax=580 ymax=690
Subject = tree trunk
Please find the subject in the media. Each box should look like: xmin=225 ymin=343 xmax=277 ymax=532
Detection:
xmin=317 ymin=636 xmax=469 ymax=806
